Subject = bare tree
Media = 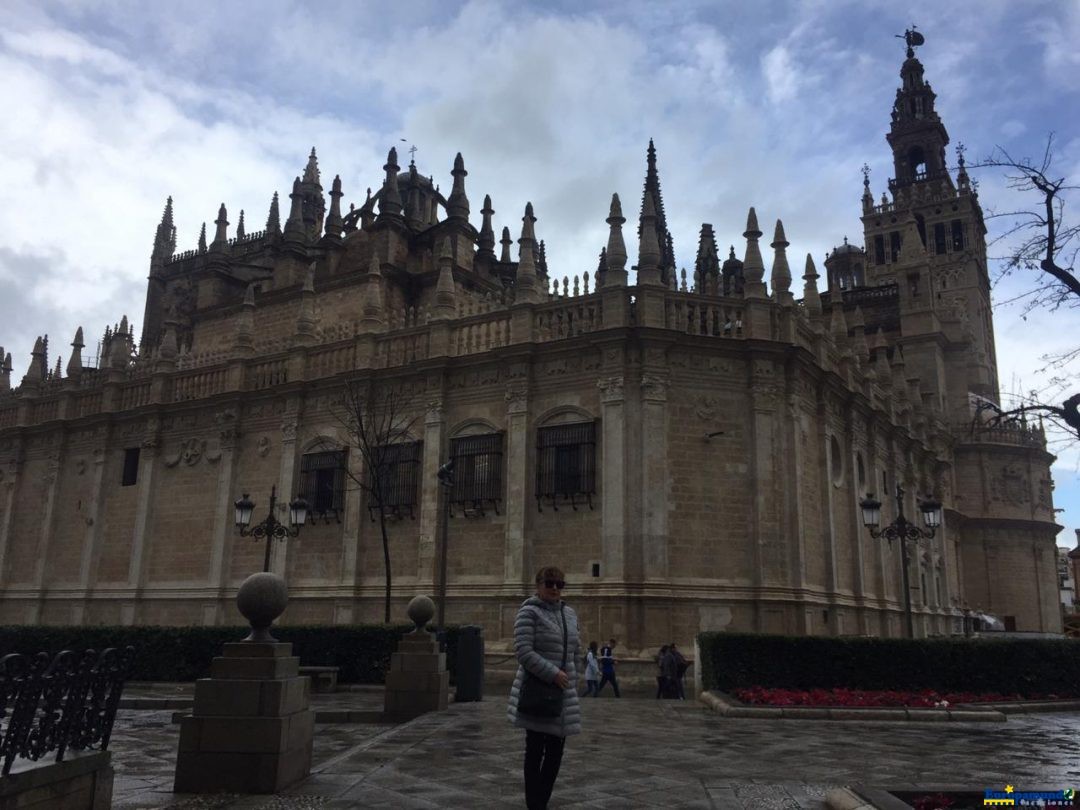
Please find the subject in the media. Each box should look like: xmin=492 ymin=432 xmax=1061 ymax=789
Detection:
xmin=330 ymin=380 xmax=420 ymax=623
xmin=968 ymin=134 xmax=1080 ymax=438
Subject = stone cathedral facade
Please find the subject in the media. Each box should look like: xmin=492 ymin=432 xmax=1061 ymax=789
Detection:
xmin=0 ymin=35 xmax=1062 ymax=647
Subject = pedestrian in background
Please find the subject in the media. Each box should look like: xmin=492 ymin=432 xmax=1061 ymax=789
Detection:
xmin=507 ymin=566 xmax=581 ymax=810
xmin=596 ymin=637 xmax=621 ymax=697
xmin=670 ymin=642 xmax=688 ymax=699
xmin=655 ymin=645 xmax=670 ymax=699
xmin=582 ymin=640 xmax=600 ymax=697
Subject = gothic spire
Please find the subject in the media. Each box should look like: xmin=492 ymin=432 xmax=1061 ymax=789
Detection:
xmin=153 ymin=196 xmax=175 ymax=258
xmin=770 ymin=219 xmax=792 ymax=303
xmin=302 ymin=147 xmax=320 ymax=185
xmin=211 ymin=203 xmax=229 ymax=248
xmin=499 ymin=226 xmax=512 ymax=263
xmin=595 ymin=246 xmax=608 ymax=290
xmin=695 ymin=224 xmax=720 ymax=280
xmin=66 ymin=327 xmax=84 ymax=379
xmin=236 ymin=209 xmax=246 ymax=240
xmin=284 ymin=177 xmax=306 ymax=241
xmin=447 ymin=152 xmax=470 ymax=221
xmin=197 ymin=222 xmax=207 ymax=253
xmin=477 ymin=194 xmax=496 ymax=259
xmin=434 ymin=238 xmax=458 ymax=319
xmin=516 ymin=203 xmax=539 ymax=302
xmin=638 ymin=139 xmax=675 ymax=282
xmin=266 ymin=192 xmax=281 ymax=235
xmin=605 ymin=193 xmax=628 ymax=287
xmin=802 ymin=254 xmax=822 ymax=325
xmin=325 ymin=174 xmax=344 ymax=240
xmin=741 ymin=207 xmax=766 ymax=297
xmin=378 ymin=147 xmax=403 ymax=220
xmin=636 ymin=188 xmax=662 ymax=286
xmin=538 ymin=240 xmax=548 ymax=278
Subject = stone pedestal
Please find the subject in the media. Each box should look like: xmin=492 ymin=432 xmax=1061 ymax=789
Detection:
xmin=174 ymin=642 xmax=313 ymax=794
xmin=384 ymin=630 xmax=449 ymax=720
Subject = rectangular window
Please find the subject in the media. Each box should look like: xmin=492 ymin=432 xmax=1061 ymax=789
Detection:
xmin=536 ymin=421 xmax=597 ymax=511
xmin=951 ymin=219 xmax=965 ymax=251
xmin=449 ymin=433 xmax=504 ymax=515
xmin=874 ymin=235 xmax=886 ymax=265
xmin=121 ymin=448 xmax=140 ymax=487
xmin=299 ymin=450 xmax=346 ymax=519
xmin=369 ymin=441 xmax=421 ymax=519
xmin=934 ymin=222 xmax=947 ymax=254
xmin=889 ymin=231 xmax=902 ymax=263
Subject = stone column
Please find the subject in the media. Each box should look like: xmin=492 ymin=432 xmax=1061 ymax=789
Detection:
xmin=597 ymin=375 xmax=625 ymax=581
xmin=748 ymin=359 xmax=781 ymax=610
xmin=126 ymin=418 xmax=162 ymax=620
xmin=640 ymin=373 xmax=668 ymax=580
xmin=207 ymin=413 xmax=241 ymax=624
xmin=847 ymin=416 xmax=869 ymax=633
xmin=0 ymin=443 xmax=22 ymax=588
xmin=416 ymin=399 xmax=445 ymax=587
xmin=504 ymin=380 xmax=529 ymax=584
xmin=77 ymin=439 xmax=109 ymax=625
xmin=339 ymin=445 xmax=364 ymax=595
xmin=270 ymin=415 xmax=300 ymax=576
xmin=28 ymin=438 xmax=64 ymax=622
xmin=784 ymin=390 xmax=806 ymax=595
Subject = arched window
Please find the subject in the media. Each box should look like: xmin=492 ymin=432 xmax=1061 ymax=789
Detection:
xmin=536 ymin=414 xmax=597 ymax=511
xmin=907 ymin=145 xmax=927 ymax=179
xmin=448 ymin=423 xmax=504 ymax=516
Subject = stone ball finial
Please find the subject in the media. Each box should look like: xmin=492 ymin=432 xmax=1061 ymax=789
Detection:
xmin=237 ymin=572 xmax=288 ymax=643
xmin=407 ymin=595 xmax=436 ymax=633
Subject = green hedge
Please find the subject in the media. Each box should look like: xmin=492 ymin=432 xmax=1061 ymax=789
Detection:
xmin=697 ymin=632 xmax=1080 ymax=696
xmin=0 ymin=624 xmax=464 ymax=684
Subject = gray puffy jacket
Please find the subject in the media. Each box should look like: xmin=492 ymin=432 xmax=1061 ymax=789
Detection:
xmin=506 ymin=596 xmax=581 ymax=737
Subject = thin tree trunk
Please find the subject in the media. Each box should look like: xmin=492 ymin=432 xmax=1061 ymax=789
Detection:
xmin=380 ymin=508 xmax=391 ymax=623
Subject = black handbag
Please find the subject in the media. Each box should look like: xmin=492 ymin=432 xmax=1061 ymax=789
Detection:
xmin=517 ymin=603 xmax=567 ymax=719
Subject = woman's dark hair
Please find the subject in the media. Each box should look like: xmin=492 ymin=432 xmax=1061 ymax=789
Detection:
xmin=534 ymin=565 xmax=566 ymax=584
xmin=589 ymin=641 xmax=598 ymax=652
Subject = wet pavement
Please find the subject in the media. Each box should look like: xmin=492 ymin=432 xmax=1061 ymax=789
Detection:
xmin=108 ymin=688 xmax=1080 ymax=809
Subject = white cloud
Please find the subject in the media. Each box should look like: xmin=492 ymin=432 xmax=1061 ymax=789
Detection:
xmin=762 ymin=45 xmax=798 ymax=104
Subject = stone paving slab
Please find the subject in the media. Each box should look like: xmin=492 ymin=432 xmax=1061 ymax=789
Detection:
xmin=106 ymin=692 xmax=1080 ymax=809
xmin=701 ymin=690 xmax=1007 ymax=722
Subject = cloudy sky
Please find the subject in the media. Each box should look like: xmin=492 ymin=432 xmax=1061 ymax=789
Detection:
xmin=1 ymin=0 xmax=1079 ymax=546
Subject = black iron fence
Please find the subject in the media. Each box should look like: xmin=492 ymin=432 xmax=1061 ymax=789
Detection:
xmin=0 ymin=646 xmax=134 ymax=775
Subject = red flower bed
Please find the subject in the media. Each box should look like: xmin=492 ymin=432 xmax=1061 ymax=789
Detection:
xmin=732 ymin=686 xmax=1068 ymax=708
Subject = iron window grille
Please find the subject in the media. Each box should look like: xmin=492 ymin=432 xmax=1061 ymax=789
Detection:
xmin=368 ymin=441 xmax=422 ymax=520
xmin=536 ymin=421 xmax=597 ymax=511
xmin=299 ymin=450 xmax=346 ymax=522
xmin=449 ymin=433 xmax=504 ymax=517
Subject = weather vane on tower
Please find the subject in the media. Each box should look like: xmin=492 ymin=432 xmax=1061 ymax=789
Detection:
xmin=896 ymin=25 xmax=925 ymax=58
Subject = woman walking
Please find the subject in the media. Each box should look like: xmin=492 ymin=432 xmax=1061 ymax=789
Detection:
xmin=507 ymin=566 xmax=581 ymax=810
xmin=582 ymin=641 xmax=600 ymax=697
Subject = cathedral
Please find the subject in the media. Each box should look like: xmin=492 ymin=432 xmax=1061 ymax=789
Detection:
xmin=0 ymin=32 xmax=1062 ymax=648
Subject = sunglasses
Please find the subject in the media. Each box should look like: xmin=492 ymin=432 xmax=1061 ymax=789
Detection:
xmin=542 ymin=579 xmax=566 ymax=589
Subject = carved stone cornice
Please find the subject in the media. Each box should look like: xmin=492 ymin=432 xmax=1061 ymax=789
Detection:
xmin=596 ymin=376 xmax=624 ymax=405
xmin=640 ymin=374 xmax=667 ymax=403
xmin=505 ymin=384 xmax=529 ymax=415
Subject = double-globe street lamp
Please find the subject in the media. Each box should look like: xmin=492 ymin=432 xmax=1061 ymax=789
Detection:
xmin=859 ymin=484 xmax=943 ymax=639
xmin=234 ymin=485 xmax=310 ymax=573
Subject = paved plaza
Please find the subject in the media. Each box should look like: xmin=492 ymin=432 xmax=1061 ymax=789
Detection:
xmin=108 ymin=686 xmax=1080 ymax=809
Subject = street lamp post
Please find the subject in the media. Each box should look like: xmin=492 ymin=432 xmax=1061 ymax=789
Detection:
xmin=234 ymin=485 xmax=310 ymax=572
xmin=435 ymin=459 xmax=455 ymax=633
xmin=859 ymin=484 xmax=942 ymax=639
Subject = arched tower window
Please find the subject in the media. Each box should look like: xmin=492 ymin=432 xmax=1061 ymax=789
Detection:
xmin=908 ymin=146 xmax=927 ymax=179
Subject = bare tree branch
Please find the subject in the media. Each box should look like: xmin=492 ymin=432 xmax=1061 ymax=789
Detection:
xmin=324 ymin=378 xmax=421 ymax=623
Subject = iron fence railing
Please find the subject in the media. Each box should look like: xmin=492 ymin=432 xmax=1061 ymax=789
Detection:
xmin=0 ymin=646 xmax=134 ymax=775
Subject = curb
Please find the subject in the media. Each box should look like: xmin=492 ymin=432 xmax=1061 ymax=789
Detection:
xmin=169 ymin=709 xmax=391 ymax=725
xmin=698 ymin=691 xmax=1006 ymax=722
